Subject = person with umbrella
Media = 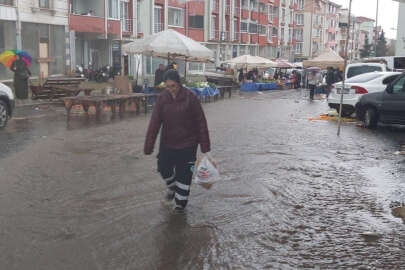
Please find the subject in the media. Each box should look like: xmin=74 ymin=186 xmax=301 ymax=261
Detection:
xmin=144 ymin=69 xmax=211 ymax=213
xmin=10 ymin=55 xmax=31 ymax=100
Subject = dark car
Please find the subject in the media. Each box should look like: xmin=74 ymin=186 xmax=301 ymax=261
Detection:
xmin=356 ymin=73 xmax=405 ymax=128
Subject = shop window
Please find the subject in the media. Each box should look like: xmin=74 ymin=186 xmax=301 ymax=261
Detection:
xmin=0 ymin=0 xmax=13 ymax=5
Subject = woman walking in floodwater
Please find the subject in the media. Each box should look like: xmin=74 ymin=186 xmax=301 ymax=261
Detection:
xmin=10 ymin=55 xmax=31 ymax=100
xmin=144 ymin=69 xmax=211 ymax=212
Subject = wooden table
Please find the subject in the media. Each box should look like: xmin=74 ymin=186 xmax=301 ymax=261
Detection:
xmin=31 ymin=77 xmax=91 ymax=100
xmin=63 ymin=93 xmax=158 ymax=122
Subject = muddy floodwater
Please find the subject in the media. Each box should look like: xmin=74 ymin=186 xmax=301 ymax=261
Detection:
xmin=1 ymin=90 xmax=405 ymax=269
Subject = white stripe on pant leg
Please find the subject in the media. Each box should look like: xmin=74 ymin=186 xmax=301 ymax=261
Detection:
xmin=176 ymin=181 xmax=190 ymax=191
xmin=168 ymin=181 xmax=176 ymax=188
xmin=163 ymin=175 xmax=175 ymax=183
xmin=175 ymin=193 xmax=188 ymax=201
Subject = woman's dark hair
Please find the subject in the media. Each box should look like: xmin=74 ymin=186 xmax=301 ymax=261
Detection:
xmin=164 ymin=69 xmax=181 ymax=84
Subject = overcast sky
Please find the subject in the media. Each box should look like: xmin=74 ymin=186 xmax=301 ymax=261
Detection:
xmin=331 ymin=0 xmax=399 ymax=39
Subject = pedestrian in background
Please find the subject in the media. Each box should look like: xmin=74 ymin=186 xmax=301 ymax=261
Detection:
xmin=307 ymin=70 xmax=321 ymax=101
xmin=10 ymin=55 xmax=31 ymax=100
xmin=154 ymin=64 xmax=166 ymax=87
xmin=334 ymin=68 xmax=343 ymax=83
xmin=144 ymin=70 xmax=211 ymax=212
xmin=326 ymin=67 xmax=335 ymax=98
xmin=238 ymin=68 xmax=244 ymax=83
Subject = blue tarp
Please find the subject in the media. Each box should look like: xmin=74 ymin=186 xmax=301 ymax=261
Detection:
xmin=241 ymin=82 xmax=279 ymax=92
xmin=189 ymin=87 xmax=220 ymax=97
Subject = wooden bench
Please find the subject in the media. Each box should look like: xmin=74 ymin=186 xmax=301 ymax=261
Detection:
xmin=63 ymin=93 xmax=158 ymax=122
xmin=31 ymin=77 xmax=93 ymax=100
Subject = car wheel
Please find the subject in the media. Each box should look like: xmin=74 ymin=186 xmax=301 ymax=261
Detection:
xmin=0 ymin=100 xmax=9 ymax=129
xmin=364 ymin=107 xmax=378 ymax=129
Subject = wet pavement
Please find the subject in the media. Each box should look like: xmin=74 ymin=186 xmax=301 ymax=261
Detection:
xmin=1 ymin=90 xmax=405 ymax=269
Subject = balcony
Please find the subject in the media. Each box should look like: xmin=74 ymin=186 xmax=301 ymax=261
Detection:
xmin=121 ymin=19 xmax=133 ymax=34
xmin=154 ymin=23 xmax=164 ymax=34
xmin=241 ymin=9 xmax=249 ymax=19
xmin=0 ymin=2 xmax=16 ymax=21
xmin=107 ymin=19 xmax=121 ymax=36
xmin=209 ymin=30 xmax=220 ymax=41
xmin=233 ymin=32 xmax=241 ymax=42
xmin=289 ymin=21 xmax=296 ymax=28
xmin=70 ymin=14 xmax=105 ymax=34
xmin=328 ymin=27 xmax=336 ymax=33
xmin=225 ymin=4 xmax=231 ymax=15
xmin=234 ymin=6 xmax=240 ymax=16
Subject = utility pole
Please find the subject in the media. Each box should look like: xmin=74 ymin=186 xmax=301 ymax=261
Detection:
xmin=15 ymin=0 xmax=22 ymax=50
xmin=374 ymin=0 xmax=379 ymax=56
xmin=337 ymin=0 xmax=353 ymax=136
xmin=309 ymin=0 xmax=314 ymax=58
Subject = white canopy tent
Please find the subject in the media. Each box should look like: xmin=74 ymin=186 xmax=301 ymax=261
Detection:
xmin=303 ymin=48 xmax=344 ymax=69
xmin=122 ymin=29 xmax=213 ymax=63
xmin=223 ymin=55 xmax=277 ymax=69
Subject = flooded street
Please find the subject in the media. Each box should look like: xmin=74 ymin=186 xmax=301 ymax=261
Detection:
xmin=1 ymin=89 xmax=405 ymax=269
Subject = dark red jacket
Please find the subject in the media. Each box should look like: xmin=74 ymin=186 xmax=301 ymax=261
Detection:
xmin=144 ymin=87 xmax=211 ymax=155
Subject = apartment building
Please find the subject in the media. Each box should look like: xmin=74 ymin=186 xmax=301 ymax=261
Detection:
xmin=0 ymin=0 xmax=69 ymax=80
xmin=69 ymin=0 xmax=137 ymax=75
xmin=136 ymin=0 xmax=295 ymax=79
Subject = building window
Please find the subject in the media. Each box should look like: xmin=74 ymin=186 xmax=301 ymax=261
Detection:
xmin=210 ymin=15 xmax=217 ymax=39
xmin=233 ymin=19 xmax=238 ymax=40
xmin=295 ymin=43 xmax=303 ymax=54
xmin=258 ymin=25 xmax=266 ymax=35
xmin=189 ymin=15 xmax=204 ymax=29
xmin=294 ymin=29 xmax=303 ymax=41
xmin=154 ymin=6 xmax=163 ymax=33
xmin=240 ymin=21 xmax=248 ymax=33
xmin=268 ymin=5 xmax=274 ymax=22
xmin=168 ymin=7 xmax=184 ymax=27
xmin=121 ymin=1 xmax=130 ymax=32
xmin=298 ymin=0 xmax=304 ymax=10
xmin=249 ymin=23 xmax=257 ymax=34
xmin=282 ymin=8 xmax=286 ymax=23
xmin=250 ymin=0 xmax=258 ymax=11
xmin=39 ymin=0 xmax=49 ymax=8
xmin=268 ymin=26 xmax=272 ymax=42
xmin=259 ymin=3 xmax=267 ymax=13
xmin=108 ymin=0 xmax=119 ymax=19
xmin=241 ymin=0 xmax=248 ymax=9
xmin=0 ymin=0 xmax=13 ymax=5
xmin=272 ymin=27 xmax=278 ymax=36
xmin=280 ymin=27 xmax=284 ymax=41
xmin=296 ymin=14 xmax=303 ymax=25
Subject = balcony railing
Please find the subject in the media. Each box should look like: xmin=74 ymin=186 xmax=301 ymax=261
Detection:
xmin=226 ymin=4 xmax=231 ymax=15
xmin=209 ymin=30 xmax=219 ymax=41
xmin=154 ymin=23 xmax=164 ymax=33
xmin=233 ymin=32 xmax=240 ymax=41
xmin=121 ymin=19 xmax=133 ymax=33
xmin=234 ymin=6 xmax=240 ymax=16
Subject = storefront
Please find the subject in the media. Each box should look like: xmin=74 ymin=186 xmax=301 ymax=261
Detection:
xmin=0 ymin=20 xmax=17 ymax=80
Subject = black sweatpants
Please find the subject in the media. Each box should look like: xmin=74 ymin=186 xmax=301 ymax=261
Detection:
xmin=157 ymin=145 xmax=197 ymax=208
xmin=309 ymin=84 xmax=316 ymax=100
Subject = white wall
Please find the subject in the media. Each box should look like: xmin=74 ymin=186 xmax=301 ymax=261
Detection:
xmin=0 ymin=5 xmax=16 ymax=21
xmin=19 ymin=0 xmax=68 ymax=25
xmin=396 ymin=3 xmax=405 ymax=56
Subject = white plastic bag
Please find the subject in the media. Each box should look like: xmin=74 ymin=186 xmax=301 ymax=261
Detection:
xmin=194 ymin=155 xmax=220 ymax=189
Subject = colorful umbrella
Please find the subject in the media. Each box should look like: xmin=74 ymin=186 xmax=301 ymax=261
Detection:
xmin=0 ymin=50 xmax=32 ymax=68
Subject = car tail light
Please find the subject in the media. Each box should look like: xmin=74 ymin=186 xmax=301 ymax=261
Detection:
xmin=351 ymin=86 xmax=368 ymax=94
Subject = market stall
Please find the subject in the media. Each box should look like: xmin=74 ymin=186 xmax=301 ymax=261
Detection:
xmin=303 ymin=48 xmax=344 ymax=69
xmin=122 ymin=29 xmax=214 ymax=85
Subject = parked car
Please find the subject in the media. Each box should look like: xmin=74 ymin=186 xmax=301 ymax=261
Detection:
xmin=0 ymin=82 xmax=15 ymax=129
xmin=356 ymin=72 xmax=405 ymax=128
xmin=345 ymin=63 xmax=387 ymax=80
xmin=328 ymin=72 xmax=401 ymax=116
